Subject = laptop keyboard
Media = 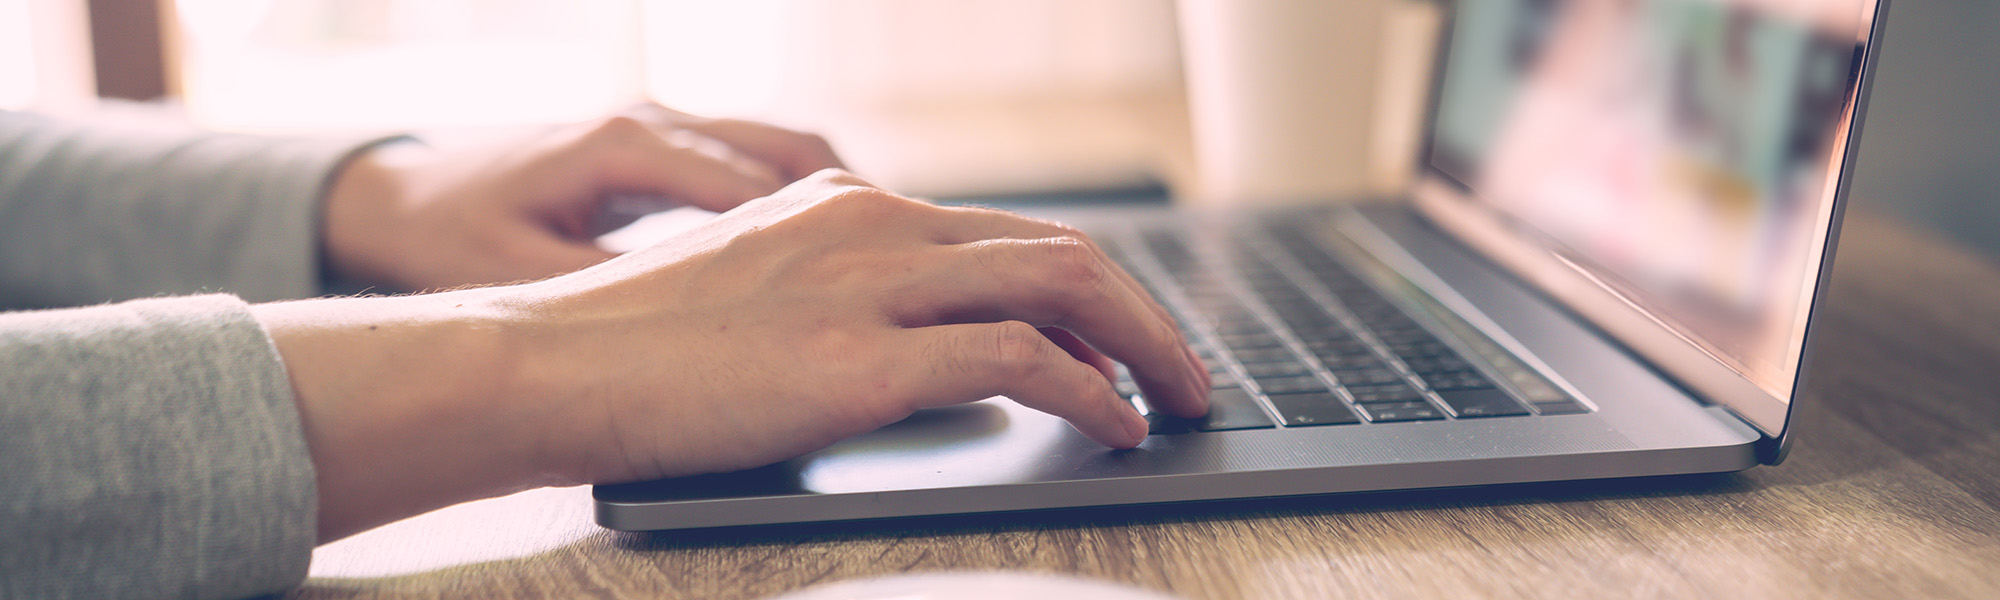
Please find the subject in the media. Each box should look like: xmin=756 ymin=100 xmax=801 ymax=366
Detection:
xmin=1102 ymin=220 xmax=1590 ymax=435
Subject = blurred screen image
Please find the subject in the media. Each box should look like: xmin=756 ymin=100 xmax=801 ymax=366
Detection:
xmin=1428 ymin=0 xmax=1872 ymax=399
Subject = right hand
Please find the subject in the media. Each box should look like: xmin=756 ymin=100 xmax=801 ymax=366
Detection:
xmin=259 ymin=169 xmax=1210 ymax=541
xmin=500 ymin=170 xmax=1212 ymax=484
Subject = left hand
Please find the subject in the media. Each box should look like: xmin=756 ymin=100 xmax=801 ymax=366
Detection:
xmin=319 ymin=104 xmax=843 ymax=291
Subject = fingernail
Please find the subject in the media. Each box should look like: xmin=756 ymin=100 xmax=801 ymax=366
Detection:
xmin=1123 ymin=407 xmax=1150 ymax=447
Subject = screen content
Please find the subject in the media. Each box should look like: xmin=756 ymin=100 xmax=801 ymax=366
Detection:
xmin=1428 ymin=0 xmax=1871 ymax=399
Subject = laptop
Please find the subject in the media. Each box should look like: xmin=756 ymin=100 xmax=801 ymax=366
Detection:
xmin=593 ymin=0 xmax=1892 ymax=531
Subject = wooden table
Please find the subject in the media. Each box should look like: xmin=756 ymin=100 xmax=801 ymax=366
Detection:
xmin=295 ymin=213 xmax=2000 ymax=599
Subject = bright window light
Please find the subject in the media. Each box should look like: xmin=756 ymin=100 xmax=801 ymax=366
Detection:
xmin=176 ymin=0 xmax=644 ymax=133
xmin=0 ymin=0 xmax=38 ymax=110
xmin=640 ymin=0 xmax=791 ymax=118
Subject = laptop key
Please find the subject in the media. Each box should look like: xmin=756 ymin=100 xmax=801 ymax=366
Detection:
xmin=1331 ymin=367 xmax=1403 ymax=386
xmin=1531 ymin=400 xmax=1590 ymax=415
xmin=1344 ymin=383 xmax=1424 ymax=404
xmin=1360 ymin=401 xmax=1445 ymax=422
xmin=1403 ymin=354 xmax=1472 ymax=374
xmin=1241 ymin=361 xmax=1312 ymax=378
xmin=1230 ymin=347 xmax=1298 ymax=364
xmin=1221 ymin=331 xmax=1288 ymax=349
xmin=1437 ymin=388 xmax=1531 ymax=418
xmin=1388 ymin=341 xmax=1453 ymax=358
xmin=1209 ymin=371 xmax=1241 ymax=389
xmin=1147 ymin=387 xmax=1276 ymax=434
xmin=1255 ymin=375 xmax=1329 ymax=394
xmin=1372 ymin=328 xmax=1437 ymax=345
xmin=1317 ymin=352 xmax=1389 ymax=370
xmin=1307 ymin=339 xmax=1372 ymax=356
xmin=1423 ymin=369 xmax=1496 ymax=391
xmin=1267 ymin=392 xmax=1363 ymax=427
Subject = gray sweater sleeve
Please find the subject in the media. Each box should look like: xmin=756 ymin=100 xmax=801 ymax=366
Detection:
xmin=0 ymin=110 xmax=385 ymax=309
xmin=0 ymin=113 xmax=397 ymax=597
xmin=0 ymin=295 xmax=316 ymax=599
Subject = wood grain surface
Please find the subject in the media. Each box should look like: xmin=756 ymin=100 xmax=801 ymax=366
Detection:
xmin=295 ymin=213 xmax=2000 ymax=599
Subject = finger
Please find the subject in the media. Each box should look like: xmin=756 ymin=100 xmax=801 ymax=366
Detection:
xmin=934 ymin=206 xmax=1182 ymax=340
xmin=491 ymin=222 xmax=621 ymax=282
xmin=895 ymin=238 xmax=1208 ymax=419
xmin=572 ymin=116 xmax=787 ymax=212
xmin=927 ymin=207 xmax=1211 ymax=410
xmin=663 ymin=128 xmax=786 ymax=187
xmin=1041 ymin=326 xmax=1116 ymax=382
xmin=624 ymin=104 xmax=845 ymax=179
xmin=903 ymin=322 xmax=1147 ymax=448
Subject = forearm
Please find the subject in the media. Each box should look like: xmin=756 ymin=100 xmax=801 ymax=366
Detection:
xmin=251 ymin=290 xmax=566 ymax=542
xmin=0 ymin=111 xmax=393 ymax=309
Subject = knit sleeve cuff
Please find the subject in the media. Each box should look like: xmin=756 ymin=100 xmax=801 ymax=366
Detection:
xmin=0 ymin=294 xmax=316 ymax=599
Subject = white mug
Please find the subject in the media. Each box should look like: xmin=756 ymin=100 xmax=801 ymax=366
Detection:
xmin=1176 ymin=0 xmax=1391 ymax=205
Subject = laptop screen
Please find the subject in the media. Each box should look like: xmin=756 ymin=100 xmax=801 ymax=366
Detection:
xmin=1425 ymin=0 xmax=1876 ymax=401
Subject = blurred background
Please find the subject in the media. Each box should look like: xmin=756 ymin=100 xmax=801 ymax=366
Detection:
xmin=2 ymin=0 xmax=1995 ymax=257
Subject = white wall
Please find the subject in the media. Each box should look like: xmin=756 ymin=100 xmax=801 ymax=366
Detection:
xmin=1849 ymin=0 xmax=2000 ymax=258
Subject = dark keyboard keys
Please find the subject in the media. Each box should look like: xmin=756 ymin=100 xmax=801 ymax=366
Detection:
xmin=1330 ymin=367 xmax=1403 ymax=386
xmin=1208 ymin=371 xmax=1241 ymax=389
xmin=1317 ymin=352 xmax=1388 ymax=370
xmin=1214 ymin=319 xmax=1271 ymax=336
xmin=1135 ymin=226 xmax=1592 ymax=430
xmin=1344 ymin=383 xmax=1424 ymax=404
xmin=1219 ymin=331 xmax=1287 ymax=349
xmin=1267 ymin=392 xmax=1362 ymax=427
xmin=1402 ymin=355 xmax=1472 ymax=374
xmin=1148 ymin=387 xmax=1276 ymax=434
xmin=1255 ymin=375 xmax=1329 ymax=394
xmin=1230 ymin=347 xmax=1297 ymax=364
xmin=1531 ymin=400 xmax=1590 ymax=415
xmin=1422 ymin=369 xmax=1495 ymax=391
xmin=1387 ymin=340 xmax=1454 ymax=359
xmin=1241 ymin=361 xmax=1312 ymax=378
xmin=1360 ymin=401 xmax=1446 ymax=422
xmin=1436 ymin=388 xmax=1531 ymax=418
xmin=1306 ymin=338 xmax=1371 ymax=355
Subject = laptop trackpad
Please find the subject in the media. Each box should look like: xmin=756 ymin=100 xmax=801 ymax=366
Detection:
xmin=796 ymin=398 xmax=1084 ymax=494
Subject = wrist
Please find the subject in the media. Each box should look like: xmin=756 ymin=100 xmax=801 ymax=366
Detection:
xmin=253 ymin=289 xmax=559 ymax=542
xmin=320 ymin=139 xmax=433 ymax=291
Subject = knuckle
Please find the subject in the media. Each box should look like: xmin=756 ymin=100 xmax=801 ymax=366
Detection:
xmin=803 ymin=167 xmax=862 ymax=186
xmin=1038 ymin=237 xmax=1109 ymax=291
xmin=1154 ymin=314 xmax=1183 ymax=346
xmin=848 ymin=355 xmax=911 ymax=424
xmin=989 ymin=321 xmax=1049 ymax=375
xmin=819 ymin=185 xmax=885 ymax=210
xmin=813 ymin=333 xmax=906 ymax=423
xmin=586 ymin=115 xmax=653 ymax=144
xmin=818 ymin=185 xmax=920 ymax=220
xmin=1044 ymin=220 xmax=1089 ymax=240
xmin=955 ymin=205 xmax=1016 ymax=222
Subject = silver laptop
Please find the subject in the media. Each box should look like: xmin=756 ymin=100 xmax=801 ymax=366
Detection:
xmin=594 ymin=0 xmax=1891 ymax=531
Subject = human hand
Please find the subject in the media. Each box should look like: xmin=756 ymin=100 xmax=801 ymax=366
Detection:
xmin=254 ymin=170 xmax=1210 ymax=541
xmin=495 ymin=170 xmax=1214 ymax=483
xmin=320 ymin=104 xmax=841 ymax=291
